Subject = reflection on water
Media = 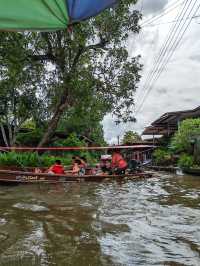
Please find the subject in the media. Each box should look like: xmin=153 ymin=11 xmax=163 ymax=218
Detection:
xmin=0 ymin=173 xmax=199 ymax=265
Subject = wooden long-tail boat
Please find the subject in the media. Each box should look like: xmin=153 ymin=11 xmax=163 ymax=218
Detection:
xmin=0 ymin=169 xmax=153 ymax=184
xmin=0 ymin=145 xmax=155 ymax=184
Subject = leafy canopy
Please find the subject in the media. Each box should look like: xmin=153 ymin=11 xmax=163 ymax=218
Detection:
xmin=122 ymin=131 xmax=141 ymax=144
xmin=170 ymin=118 xmax=200 ymax=154
xmin=0 ymin=1 xmax=142 ymax=146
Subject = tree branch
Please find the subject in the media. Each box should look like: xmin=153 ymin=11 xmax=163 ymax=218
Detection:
xmin=70 ymin=38 xmax=108 ymax=73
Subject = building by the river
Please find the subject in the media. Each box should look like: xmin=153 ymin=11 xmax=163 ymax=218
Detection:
xmin=142 ymin=106 xmax=200 ymax=142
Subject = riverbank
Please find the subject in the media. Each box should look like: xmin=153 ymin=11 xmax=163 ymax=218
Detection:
xmin=147 ymin=165 xmax=200 ymax=176
xmin=146 ymin=165 xmax=178 ymax=173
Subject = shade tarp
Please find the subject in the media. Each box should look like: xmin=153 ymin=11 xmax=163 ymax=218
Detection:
xmin=67 ymin=0 xmax=117 ymax=22
xmin=0 ymin=0 xmax=69 ymax=31
xmin=0 ymin=0 xmax=118 ymax=31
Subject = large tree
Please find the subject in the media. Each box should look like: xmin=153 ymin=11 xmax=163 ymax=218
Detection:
xmin=0 ymin=33 xmax=45 ymax=146
xmin=0 ymin=0 xmax=142 ymax=147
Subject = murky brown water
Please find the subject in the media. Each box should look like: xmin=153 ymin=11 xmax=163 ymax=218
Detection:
xmin=0 ymin=173 xmax=199 ymax=266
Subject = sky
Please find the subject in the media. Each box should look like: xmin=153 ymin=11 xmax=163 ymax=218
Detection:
xmin=103 ymin=0 xmax=200 ymax=143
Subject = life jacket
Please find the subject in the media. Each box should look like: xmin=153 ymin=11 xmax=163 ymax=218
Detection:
xmin=112 ymin=153 xmax=127 ymax=169
xmin=51 ymin=164 xmax=65 ymax=174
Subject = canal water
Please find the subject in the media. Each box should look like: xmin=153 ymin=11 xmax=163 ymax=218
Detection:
xmin=0 ymin=173 xmax=199 ymax=266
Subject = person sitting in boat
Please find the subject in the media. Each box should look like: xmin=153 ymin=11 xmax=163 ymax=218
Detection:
xmin=100 ymin=155 xmax=112 ymax=174
xmin=34 ymin=167 xmax=42 ymax=173
xmin=94 ymin=163 xmax=102 ymax=175
xmin=71 ymin=156 xmax=87 ymax=175
xmin=71 ymin=160 xmax=80 ymax=175
xmin=111 ymin=150 xmax=128 ymax=175
xmin=79 ymin=156 xmax=87 ymax=175
xmin=47 ymin=160 xmax=65 ymax=175
xmin=127 ymin=159 xmax=141 ymax=173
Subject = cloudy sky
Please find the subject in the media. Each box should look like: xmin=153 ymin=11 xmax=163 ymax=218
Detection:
xmin=103 ymin=0 xmax=200 ymax=143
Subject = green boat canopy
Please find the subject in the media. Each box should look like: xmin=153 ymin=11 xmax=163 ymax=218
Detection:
xmin=0 ymin=0 xmax=118 ymax=31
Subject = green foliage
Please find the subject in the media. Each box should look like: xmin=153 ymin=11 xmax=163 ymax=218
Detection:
xmin=171 ymin=118 xmax=200 ymax=154
xmin=21 ymin=120 xmax=36 ymax=130
xmin=0 ymin=152 xmax=71 ymax=168
xmin=16 ymin=129 xmax=43 ymax=147
xmin=55 ymin=133 xmax=86 ymax=148
xmin=58 ymin=107 xmax=107 ymax=146
xmin=122 ymin=131 xmax=141 ymax=144
xmin=178 ymin=154 xmax=194 ymax=169
xmin=153 ymin=148 xmax=172 ymax=166
xmin=0 ymin=1 xmax=142 ymax=147
xmin=53 ymin=133 xmax=97 ymax=163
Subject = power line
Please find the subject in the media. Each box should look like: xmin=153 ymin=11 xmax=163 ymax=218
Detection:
xmin=141 ymin=0 xmax=183 ymax=25
xmin=146 ymin=1 xmax=200 ymax=95
xmin=144 ymin=0 xmax=199 ymax=101
xmin=136 ymin=0 xmax=199 ymax=114
xmin=141 ymin=0 xmax=185 ymax=27
xmin=136 ymin=0 xmax=197 ymax=114
xmin=136 ymin=0 xmax=194 ymax=113
xmin=136 ymin=0 xmax=190 ymax=107
xmin=142 ymin=14 xmax=200 ymax=27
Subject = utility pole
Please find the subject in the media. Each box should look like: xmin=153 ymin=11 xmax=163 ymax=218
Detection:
xmin=117 ymin=135 xmax=120 ymax=145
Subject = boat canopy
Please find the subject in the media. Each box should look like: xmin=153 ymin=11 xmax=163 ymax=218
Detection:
xmin=0 ymin=0 xmax=118 ymax=31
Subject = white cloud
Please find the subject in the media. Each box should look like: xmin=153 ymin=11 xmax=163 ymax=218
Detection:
xmin=103 ymin=0 xmax=200 ymax=143
xmin=135 ymin=0 xmax=169 ymax=15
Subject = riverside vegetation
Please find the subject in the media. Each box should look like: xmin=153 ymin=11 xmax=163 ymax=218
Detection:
xmin=0 ymin=133 xmax=97 ymax=168
xmin=153 ymin=118 xmax=200 ymax=170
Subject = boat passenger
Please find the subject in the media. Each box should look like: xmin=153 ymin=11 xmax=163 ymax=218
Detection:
xmin=34 ymin=168 xmax=42 ymax=173
xmin=71 ymin=159 xmax=82 ymax=175
xmin=127 ymin=159 xmax=140 ymax=173
xmin=80 ymin=156 xmax=87 ymax=166
xmin=71 ymin=156 xmax=87 ymax=175
xmin=111 ymin=150 xmax=128 ymax=175
xmin=100 ymin=155 xmax=112 ymax=174
xmin=48 ymin=160 xmax=65 ymax=175
xmin=79 ymin=156 xmax=87 ymax=175
xmin=94 ymin=163 xmax=102 ymax=175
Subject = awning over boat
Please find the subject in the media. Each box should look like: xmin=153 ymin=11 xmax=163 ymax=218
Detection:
xmin=0 ymin=0 xmax=118 ymax=31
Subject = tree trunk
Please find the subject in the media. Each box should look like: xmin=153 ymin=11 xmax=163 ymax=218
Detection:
xmin=0 ymin=124 xmax=9 ymax=147
xmin=37 ymin=94 xmax=70 ymax=147
xmin=7 ymin=124 xmax=13 ymax=147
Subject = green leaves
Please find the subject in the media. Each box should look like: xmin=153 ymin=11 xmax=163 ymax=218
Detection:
xmin=153 ymin=148 xmax=172 ymax=166
xmin=178 ymin=154 xmax=194 ymax=169
xmin=122 ymin=131 xmax=141 ymax=144
xmin=0 ymin=152 xmax=71 ymax=168
xmin=171 ymin=118 xmax=200 ymax=154
xmin=0 ymin=1 xmax=142 ymax=146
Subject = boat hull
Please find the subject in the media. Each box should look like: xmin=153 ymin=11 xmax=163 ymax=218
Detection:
xmin=0 ymin=170 xmax=153 ymax=184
